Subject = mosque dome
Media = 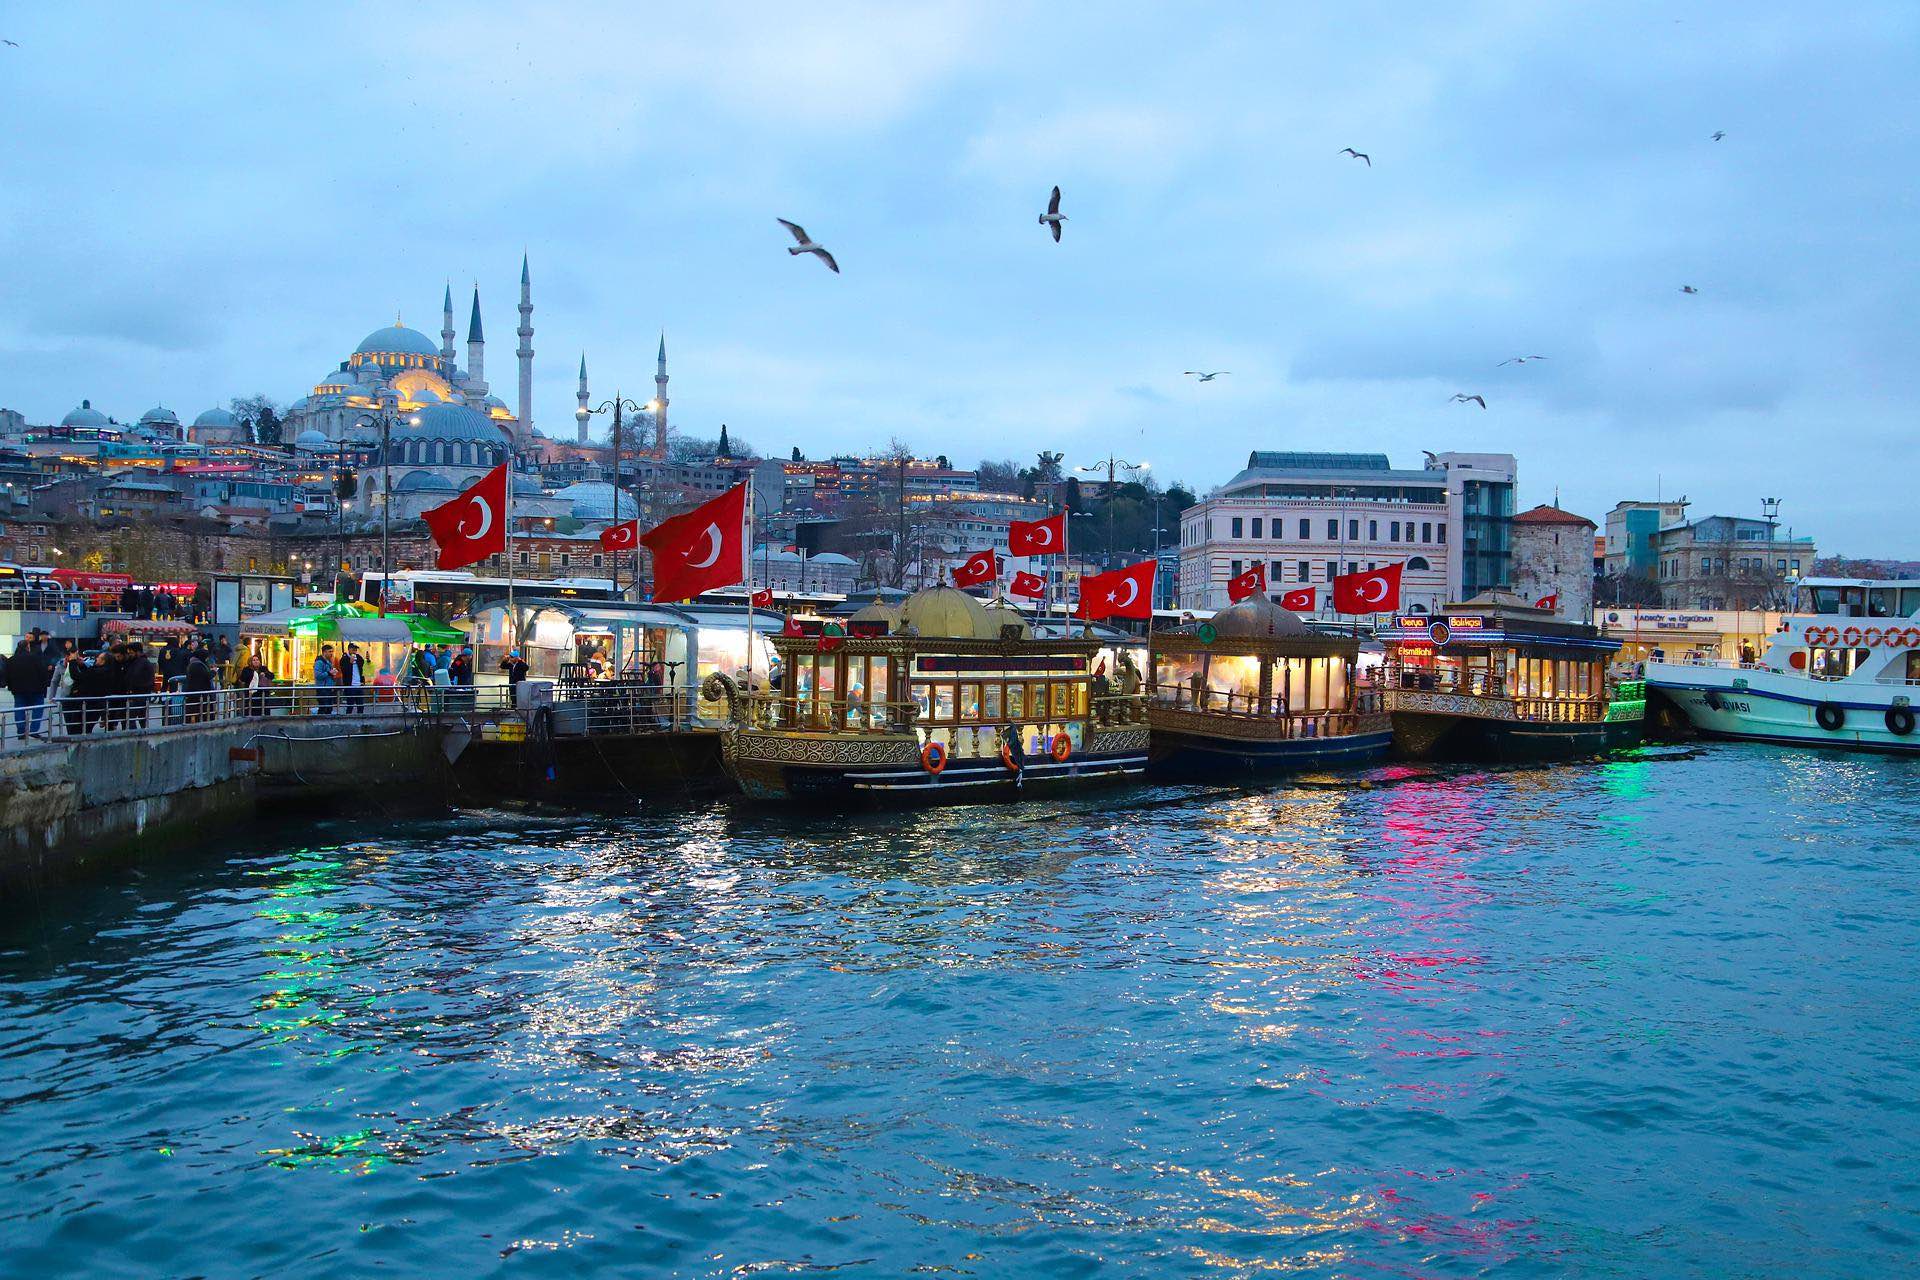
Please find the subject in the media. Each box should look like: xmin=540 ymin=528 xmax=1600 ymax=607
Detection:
xmin=294 ymin=429 xmax=328 ymax=449
xmin=552 ymin=481 xmax=635 ymax=521
xmin=1205 ymin=596 xmax=1310 ymax=638
xmin=139 ymin=405 xmax=179 ymax=426
xmin=899 ymin=585 xmax=998 ymax=640
xmin=61 ymin=400 xmax=110 ymax=428
xmin=353 ymin=324 xmax=440 ymax=358
xmin=192 ymin=407 xmax=237 ymax=428
xmin=395 ymin=470 xmax=456 ymax=493
xmin=401 ymin=401 xmax=505 ymax=442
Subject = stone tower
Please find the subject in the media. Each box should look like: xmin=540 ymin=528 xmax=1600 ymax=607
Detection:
xmin=652 ymin=332 xmax=669 ymax=459
xmin=517 ymin=254 xmax=535 ymax=443
xmin=576 ymin=353 xmax=590 ymax=444
xmin=440 ymin=283 xmax=455 ymax=367
xmin=466 ymin=286 xmax=485 ymax=387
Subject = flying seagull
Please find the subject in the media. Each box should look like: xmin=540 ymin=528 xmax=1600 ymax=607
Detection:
xmin=2 ymin=39 xmax=18 ymax=46
xmin=1184 ymin=371 xmax=1229 ymax=382
xmin=777 ymin=219 xmax=839 ymax=273
xmin=1450 ymin=394 xmax=1487 ymax=409
xmin=1680 ymin=284 xmax=1699 ymax=294
xmin=1339 ymin=147 xmax=1371 ymax=167
xmin=1497 ymin=355 xmax=1548 ymax=366
xmin=1038 ymin=186 xmax=1066 ymax=242
xmin=1711 ymin=130 xmax=1726 ymax=141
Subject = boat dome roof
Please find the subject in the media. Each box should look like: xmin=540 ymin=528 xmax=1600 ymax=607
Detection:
xmin=1207 ymin=596 xmax=1310 ymax=638
xmin=850 ymin=598 xmax=903 ymax=628
xmin=899 ymin=585 xmax=998 ymax=639
xmin=981 ymin=601 xmax=1032 ymax=638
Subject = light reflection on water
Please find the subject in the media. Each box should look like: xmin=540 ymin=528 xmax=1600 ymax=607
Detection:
xmin=2 ymin=743 xmax=1918 ymax=1278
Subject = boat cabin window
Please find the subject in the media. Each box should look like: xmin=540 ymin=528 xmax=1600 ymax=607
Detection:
xmin=1869 ymin=587 xmax=1899 ymax=617
xmin=1810 ymin=646 xmax=1872 ymax=679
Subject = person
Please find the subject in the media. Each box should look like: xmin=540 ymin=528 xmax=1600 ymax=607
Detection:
xmin=448 ymin=646 xmax=475 ymax=713
xmin=45 ymin=641 xmax=73 ymax=735
xmin=1739 ymin=641 xmax=1757 ymax=668
xmin=61 ymin=650 xmax=92 ymax=737
xmin=100 ymin=643 xmax=129 ymax=731
xmin=122 ymin=642 xmax=156 ymax=731
xmin=213 ymin=635 xmax=233 ymax=671
xmin=236 ymin=652 xmax=273 ymax=717
xmin=6 ymin=628 xmax=53 ymax=739
xmin=184 ymin=644 xmax=215 ymax=724
xmin=499 ymin=649 xmax=529 ymax=686
xmin=340 ymin=643 xmax=369 ymax=713
xmin=313 ymin=643 xmax=338 ymax=714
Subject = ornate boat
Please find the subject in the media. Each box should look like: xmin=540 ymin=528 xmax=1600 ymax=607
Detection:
xmin=705 ymin=586 xmax=1149 ymax=802
xmin=1380 ymin=591 xmax=1642 ymax=760
xmin=1146 ymin=597 xmax=1391 ymax=776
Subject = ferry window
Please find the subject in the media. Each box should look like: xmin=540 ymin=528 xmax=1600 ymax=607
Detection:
xmin=1907 ymin=652 xmax=1920 ymax=682
xmin=1869 ymin=588 xmax=1896 ymax=617
xmin=868 ymin=656 xmax=889 ymax=712
xmin=1902 ymin=590 xmax=1920 ymax=617
xmin=933 ymin=684 xmax=956 ymax=721
xmin=983 ymin=683 xmax=1002 ymax=720
xmin=959 ymin=682 xmax=982 ymax=719
xmin=1328 ymin=657 xmax=1349 ymax=712
xmin=814 ymin=660 xmax=839 ymax=728
xmin=1049 ymin=682 xmax=1074 ymax=717
xmin=912 ymin=682 xmax=931 ymax=721
xmin=1007 ymin=683 xmax=1026 ymax=719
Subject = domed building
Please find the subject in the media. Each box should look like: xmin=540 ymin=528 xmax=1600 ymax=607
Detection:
xmin=138 ymin=405 xmax=182 ymax=440
xmin=188 ymin=406 xmax=245 ymax=445
xmin=60 ymin=399 xmax=114 ymax=432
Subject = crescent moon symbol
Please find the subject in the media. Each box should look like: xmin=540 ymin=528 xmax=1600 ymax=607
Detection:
xmin=686 ymin=522 xmax=723 ymax=569
xmin=457 ymin=495 xmax=493 ymax=541
xmin=1362 ymin=576 xmax=1389 ymax=603
xmin=1115 ymin=578 xmax=1140 ymax=607
xmin=1031 ymin=524 xmax=1053 ymax=548
xmin=608 ymin=526 xmax=632 ymax=547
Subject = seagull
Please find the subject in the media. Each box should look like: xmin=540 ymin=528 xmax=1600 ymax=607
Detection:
xmin=1184 ymin=371 xmax=1229 ymax=382
xmin=1680 ymin=285 xmax=1699 ymax=294
xmin=1711 ymin=131 xmax=1726 ymax=142
xmin=1496 ymin=355 xmax=1548 ymax=366
xmin=1450 ymin=394 xmax=1487 ymax=409
xmin=1038 ymin=186 xmax=1066 ymax=242
xmin=777 ymin=219 xmax=839 ymax=273
xmin=2 ymin=39 xmax=17 ymax=46
xmin=1339 ymin=147 xmax=1371 ymax=167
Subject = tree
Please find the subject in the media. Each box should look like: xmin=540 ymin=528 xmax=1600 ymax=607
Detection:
xmin=229 ymin=394 xmax=283 ymax=446
xmin=1163 ymin=482 xmax=1198 ymax=513
xmin=718 ymin=424 xmax=732 ymax=457
xmin=1596 ymin=571 xmax=1663 ymax=608
xmin=828 ymin=437 xmax=927 ymax=587
xmin=667 ymin=430 xmax=755 ymax=464
xmin=976 ymin=458 xmax=1022 ymax=494
xmin=792 ymin=446 xmax=803 ymax=462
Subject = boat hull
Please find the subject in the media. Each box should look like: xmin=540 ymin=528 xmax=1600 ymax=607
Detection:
xmin=1647 ymin=666 xmax=1920 ymax=754
xmin=1146 ymin=707 xmax=1392 ymax=777
xmin=724 ymin=724 xmax=1150 ymax=804
xmin=1390 ymin=711 xmax=1638 ymax=761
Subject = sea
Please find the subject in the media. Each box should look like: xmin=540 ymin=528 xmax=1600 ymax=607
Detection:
xmin=2 ymin=742 xmax=1916 ymax=1278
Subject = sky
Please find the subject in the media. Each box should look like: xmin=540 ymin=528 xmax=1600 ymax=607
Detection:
xmin=1 ymin=1 xmax=1915 ymax=553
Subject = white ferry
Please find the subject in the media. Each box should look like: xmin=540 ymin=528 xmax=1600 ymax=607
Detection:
xmin=1645 ymin=577 xmax=1920 ymax=753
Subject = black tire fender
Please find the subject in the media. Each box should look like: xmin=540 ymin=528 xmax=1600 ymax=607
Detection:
xmin=1815 ymin=702 xmax=1846 ymax=732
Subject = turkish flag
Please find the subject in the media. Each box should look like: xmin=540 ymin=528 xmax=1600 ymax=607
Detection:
xmin=781 ymin=612 xmax=803 ymax=636
xmin=751 ymin=588 xmax=774 ymax=608
xmin=1008 ymin=570 xmax=1046 ymax=600
xmin=952 ymin=548 xmax=998 ymax=588
xmin=1331 ymin=562 xmax=1403 ymax=614
xmin=422 ymin=463 xmax=508 ymax=570
xmin=640 ymin=482 xmax=748 ymax=603
xmin=1008 ymin=511 xmax=1066 ymax=557
xmin=599 ymin=518 xmax=639 ymax=552
xmin=1227 ymin=562 xmax=1266 ymax=603
xmin=1280 ymin=586 xmax=1316 ymax=612
xmin=1076 ymin=560 xmax=1156 ymax=620
xmin=1535 ymin=593 xmax=1559 ymax=610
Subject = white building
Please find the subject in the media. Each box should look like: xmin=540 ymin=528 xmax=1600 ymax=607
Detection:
xmin=1177 ymin=451 xmax=1518 ymax=613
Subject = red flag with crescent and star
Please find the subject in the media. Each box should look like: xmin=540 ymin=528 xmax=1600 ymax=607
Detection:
xmin=1535 ymin=593 xmax=1559 ymax=611
xmin=1008 ymin=511 xmax=1066 ymax=557
xmin=422 ymin=463 xmax=509 ymax=570
xmin=952 ymin=548 xmax=999 ymax=588
xmin=1008 ymin=569 xmax=1046 ymax=600
xmin=640 ymin=482 xmax=749 ymax=603
xmin=751 ymin=588 xmax=774 ymax=608
xmin=1227 ymin=562 xmax=1266 ymax=603
xmin=1076 ymin=560 xmax=1156 ymax=620
xmin=1331 ymin=563 xmax=1403 ymax=615
xmin=1279 ymin=586 xmax=1316 ymax=612
xmin=599 ymin=518 xmax=640 ymax=553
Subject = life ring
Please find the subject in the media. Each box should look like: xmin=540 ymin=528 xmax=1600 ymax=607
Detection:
xmin=1842 ymin=627 xmax=1864 ymax=647
xmin=999 ymin=739 xmax=1020 ymax=772
xmin=1887 ymin=707 xmax=1916 ymax=737
xmin=1902 ymin=628 xmax=1920 ymax=648
xmin=1807 ymin=626 xmax=1835 ymax=646
xmin=1049 ymin=732 xmax=1072 ymax=762
xmin=1815 ymin=702 xmax=1846 ymax=732
xmin=1863 ymin=627 xmax=1885 ymax=647
xmin=920 ymin=740 xmax=947 ymax=774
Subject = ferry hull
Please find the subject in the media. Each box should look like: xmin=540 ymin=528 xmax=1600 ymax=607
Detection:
xmin=1390 ymin=711 xmax=1638 ymax=762
xmin=1647 ymin=669 xmax=1920 ymax=755
xmin=725 ymin=725 xmax=1150 ymax=804
xmin=1146 ymin=709 xmax=1392 ymax=778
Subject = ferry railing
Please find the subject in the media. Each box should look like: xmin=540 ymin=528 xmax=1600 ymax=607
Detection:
xmin=552 ymin=685 xmax=702 ymax=736
xmin=1378 ymin=666 xmax=1606 ymax=723
xmin=734 ymin=691 xmax=1148 ymax=734
xmin=1 ymin=680 xmax=516 ymax=749
xmin=1144 ymin=681 xmax=1382 ymax=738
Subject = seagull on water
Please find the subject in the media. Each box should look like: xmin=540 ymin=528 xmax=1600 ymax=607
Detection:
xmin=1339 ymin=148 xmax=1371 ymax=167
xmin=1038 ymin=186 xmax=1066 ymax=242
xmin=777 ymin=219 xmax=839 ymax=274
xmin=1450 ymin=394 xmax=1487 ymax=409
xmin=1184 ymin=371 xmax=1229 ymax=382
xmin=1497 ymin=355 xmax=1548 ymax=366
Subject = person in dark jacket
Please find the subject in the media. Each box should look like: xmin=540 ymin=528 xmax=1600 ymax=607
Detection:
xmin=122 ymin=642 xmax=156 ymax=731
xmin=7 ymin=629 xmax=53 ymax=739
xmin=499 ymin=650 xmax=529 ymax=686
xmin=237 ymin=652 xmax=274 ymax=717
xmin=184 ymin=645 xmax=215 ymax=723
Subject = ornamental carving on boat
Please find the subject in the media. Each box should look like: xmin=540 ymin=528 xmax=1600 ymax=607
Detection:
xmin=730 ymin=732 xmax=920 ymax=767
xmin=1087 ymin=725 xmax=1151 ymax=753
xmin=1383 ymin=690 xmax=1517 ymax=720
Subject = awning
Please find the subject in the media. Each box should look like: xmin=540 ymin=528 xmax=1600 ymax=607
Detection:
xmin=291 ymin=616 xmax=414 ymax=643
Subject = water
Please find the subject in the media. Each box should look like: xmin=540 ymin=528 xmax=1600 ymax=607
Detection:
xmin=2 ymin=744 xmax=1917 ymax=1279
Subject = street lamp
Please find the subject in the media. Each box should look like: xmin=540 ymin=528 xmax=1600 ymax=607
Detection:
xmin=1075 ymin=456 xmax=1148 ymax=568
xmin=354 ymin=407 xmax=416 ymax=615
xmin=575 ymin=392 xmax=648 ymax=599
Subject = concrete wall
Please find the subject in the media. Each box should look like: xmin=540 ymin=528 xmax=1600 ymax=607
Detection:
xmin=0 ymin=715 xmax=449 ymax=887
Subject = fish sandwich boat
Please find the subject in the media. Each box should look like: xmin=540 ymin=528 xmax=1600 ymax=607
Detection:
xmin=1380 ymin=591 xmax=1642 ymax=759
xmin=707 ymin=586 xmax=1149 ymax=801
xmin=1146 ymin=596 xmax=1391 ymax=775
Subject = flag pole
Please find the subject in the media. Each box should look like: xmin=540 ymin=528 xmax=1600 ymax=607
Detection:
xmin=505 ymin=460 xmax=517 ymax=665
xmin=744 ymin=477 xmax=756 ymax=695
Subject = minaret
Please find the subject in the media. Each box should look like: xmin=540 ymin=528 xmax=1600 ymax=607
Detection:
xmin=517 ymin=253 xmax=534 ymax=441
xmin=652 ymin=331 xmax=669 ymax=459
xmin=466 ymin=285 xmax=485 ymax=388
xmin=576 ymin=352 xmax=590 ymax=444
xmin=440 ymin=282 xmax=455 ymax=367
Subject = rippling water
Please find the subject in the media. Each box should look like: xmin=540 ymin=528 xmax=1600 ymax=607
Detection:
xmin=3 ymin=743 xmax=1918 ymax=1278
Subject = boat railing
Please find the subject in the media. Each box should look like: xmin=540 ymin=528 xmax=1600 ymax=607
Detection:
xmin=736 ymin=690 xmax=1147 ymax=734
xmin=1144 ymin=681 xmax=1384 ymax=738
xmin=1379 ymin=665 xmax=1607 ymax=723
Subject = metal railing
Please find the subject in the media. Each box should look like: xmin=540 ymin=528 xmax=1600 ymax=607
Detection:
xmin=1380 ymin=665 xmax=1606 ymax=723
xmin=553 ymin=685 xmax=703 ymax=736
xmin=1146 ymin=680 xmax=1382 ymax=738
xmin=736 ymin=691 xmax=1145 ymax=734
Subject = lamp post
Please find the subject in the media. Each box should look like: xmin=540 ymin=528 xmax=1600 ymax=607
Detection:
xmin=1075 ymin=456 xmax=1148 ymax=569
xmin=354 ymin=406 xmax=417 ymax=615
xmin=575 ymin=393 xmax=648 ymax=599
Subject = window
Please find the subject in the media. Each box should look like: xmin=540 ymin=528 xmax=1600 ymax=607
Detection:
xmin=1298 ymin=518 xmax=1309 ymax=538
xmin=1407 ymin=555 xmax=1430 ymax=571
xmin=1437 ymin=525 xmax=1446 ymax=544
xmin=1251 ymin=518 xmax=1263 ymax=539
xmin=1390 ymin=521 xmax=1401 ymax=541
xmin=1326 ymin=559 xmax=1337 ymax=582
xmin=1298 ymin=560 xmax=1310 ymax=581
xmin=1231 ymin=559 xmax=1242 ymax=576
xmin=1368 ymin=520 xmax=1378 ymax=540
xmin=1701 ymin=557 xmax=1711 ymax=574
xmin=1326 ymin=519 xmax=1338 ymax=538
xmin=1231 ymin=517 xmax=1243 ymax=538
xmin=1271 ymin=560 xmax=1283 ymax=580
xmin=593 ymin=554 xmax=603 ymax=567
xmin=1348 ymin=519 xmax=1359 ymax=540
xmin=1422 ymin=522 xmax=1432 ymax=542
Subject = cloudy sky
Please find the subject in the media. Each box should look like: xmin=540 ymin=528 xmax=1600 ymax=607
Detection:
xmin=1 ymin=2 xmax=1914 ymax=552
